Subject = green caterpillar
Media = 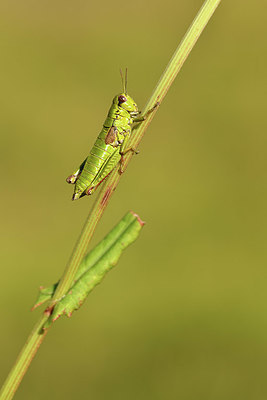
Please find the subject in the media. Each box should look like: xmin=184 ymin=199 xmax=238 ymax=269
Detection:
xmin=67 ymin=71 xmax=158 ymax=200
xmin=37 ymin=211 xmax=144 ymax=329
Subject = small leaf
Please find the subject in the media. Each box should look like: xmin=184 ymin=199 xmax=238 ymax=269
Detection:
xmin=42 ymin=211 xmax=144 ymax=329
xmin=31 ymin=284 xmax=58 ymax=310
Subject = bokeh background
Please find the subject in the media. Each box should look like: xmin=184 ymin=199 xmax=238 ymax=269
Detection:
xmin=1 ymin=1 xmax=267 ymax=399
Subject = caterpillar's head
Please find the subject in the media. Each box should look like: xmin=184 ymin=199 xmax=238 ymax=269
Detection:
xmin=113 ymin=93 xmax=139 ymax=115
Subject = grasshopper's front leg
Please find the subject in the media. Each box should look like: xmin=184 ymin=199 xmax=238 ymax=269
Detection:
xmin=133 ymin=101 xmax=160 ymax=123
xmin=66 ymin=159 xmax=86 ymax=184
xmin=120 ymin=101 xmax=160 ymax=156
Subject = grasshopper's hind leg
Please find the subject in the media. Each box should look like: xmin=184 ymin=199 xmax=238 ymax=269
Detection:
xmin=66 ymin=159 xmax=86 ymax=184
xmin=85 ymin=171 xmax=113 ymax=196
xmin=119 ymin=148 xmax=139 ymax=174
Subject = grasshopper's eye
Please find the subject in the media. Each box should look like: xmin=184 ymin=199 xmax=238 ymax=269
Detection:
xmin=118 ymin=95 xmax=127 ymax=103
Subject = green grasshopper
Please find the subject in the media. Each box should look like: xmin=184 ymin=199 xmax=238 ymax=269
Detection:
xmin=67 ymin=70 xmax=158 ymax=200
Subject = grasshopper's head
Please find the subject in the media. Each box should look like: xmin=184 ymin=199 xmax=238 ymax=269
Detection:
xmin=114 ymin=93 xmax=139 ymax=117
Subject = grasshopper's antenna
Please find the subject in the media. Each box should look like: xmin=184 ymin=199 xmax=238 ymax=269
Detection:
xmin=125 ymin=68 xmax=128 ymax=94
xmin=120 ymin=68 xmax=125 ymax=93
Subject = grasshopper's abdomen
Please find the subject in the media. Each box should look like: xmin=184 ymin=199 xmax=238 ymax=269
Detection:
xmin=73 ymin=127 xmax=120 ymax=198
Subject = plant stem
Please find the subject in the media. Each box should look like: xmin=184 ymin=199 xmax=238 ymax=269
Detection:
xmin=0 ymin=1 xmax=221 ymax=398
xmin=0 ymin=316 xmax=48 ymax=400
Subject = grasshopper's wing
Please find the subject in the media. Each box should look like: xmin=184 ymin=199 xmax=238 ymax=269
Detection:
xmin=105 ymin=126 xmax=118 ymax=145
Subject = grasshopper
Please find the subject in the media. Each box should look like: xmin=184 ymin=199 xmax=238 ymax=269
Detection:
xmin=67 ymin=70 xmax=158 ymax=200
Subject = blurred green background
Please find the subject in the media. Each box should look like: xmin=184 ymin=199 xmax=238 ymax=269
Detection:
xmin=1 ymin=1 xmax=267 ymax=399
